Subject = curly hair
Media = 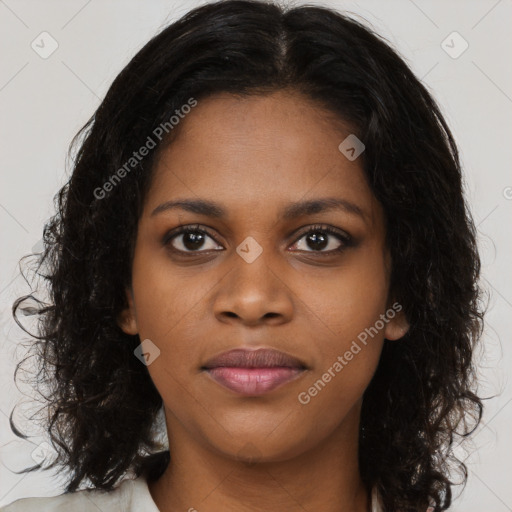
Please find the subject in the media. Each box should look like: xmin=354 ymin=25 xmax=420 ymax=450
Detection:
xmin=12 ymin=1 xmax=486 ymax=510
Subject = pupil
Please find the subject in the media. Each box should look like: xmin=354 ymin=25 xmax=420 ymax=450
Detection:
xmin=184 ymin=232 xmax=205 ymax=250
xmin=308 ymin=232 xmax=327 ymax=250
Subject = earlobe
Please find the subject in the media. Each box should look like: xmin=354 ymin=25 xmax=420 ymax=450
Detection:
xmin=117 ymin=287 xmax=138 ymax=335
xmin=384 ymin=309 xmax=410 ymax=341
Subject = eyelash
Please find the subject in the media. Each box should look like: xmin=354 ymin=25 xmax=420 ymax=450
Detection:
xmin=162 ymin=223 xmax=353 ymax=257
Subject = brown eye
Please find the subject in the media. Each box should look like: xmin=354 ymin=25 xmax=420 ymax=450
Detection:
xmin=290 ymin=225 xmax=352 ymax=254
xmin=163 ymin=225 xmax=223 ymax=254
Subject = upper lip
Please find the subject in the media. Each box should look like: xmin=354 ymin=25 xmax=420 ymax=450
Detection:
xmin=202 ymin=348 xmax=307 ymax=369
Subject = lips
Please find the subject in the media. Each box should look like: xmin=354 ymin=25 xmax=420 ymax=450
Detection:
xmin=202 ymin=348 xmax=307 ymax=370
xmin=202 ymin=348 xmax=307 ymax=396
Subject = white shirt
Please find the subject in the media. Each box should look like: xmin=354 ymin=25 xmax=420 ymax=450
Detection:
xmin=1 ymin=476 xmax=385 ymax=511
xmin=0 ymin=477 xmax=159 ymax=512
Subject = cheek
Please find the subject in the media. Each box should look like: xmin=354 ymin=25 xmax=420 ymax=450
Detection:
xmin=293 ymin=297 xmax=385 ymax=444
xmin=130 ymin=241 xmax=203 ymax=341
xmin=293 ymin=246 xmax=389 ymax=352
xmin=128 ymin=249 xmax=205 ymax=408
xmin=290 ymin=247 xmax=388 ymax=411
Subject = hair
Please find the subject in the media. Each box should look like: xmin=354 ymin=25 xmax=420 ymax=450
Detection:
xmin=11 ymin=1 xmax=486 ymax=510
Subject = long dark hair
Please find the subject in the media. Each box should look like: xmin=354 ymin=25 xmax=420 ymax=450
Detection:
xmin=12 ymin=1 xmax=486 ymax=510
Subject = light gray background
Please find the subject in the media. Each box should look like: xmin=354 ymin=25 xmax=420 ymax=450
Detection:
xmin=1 ymin=0 xmax=511 ymax=509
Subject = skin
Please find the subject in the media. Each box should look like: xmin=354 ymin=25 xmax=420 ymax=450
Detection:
xmin=118 ymin=89 xmax=409 ymax=512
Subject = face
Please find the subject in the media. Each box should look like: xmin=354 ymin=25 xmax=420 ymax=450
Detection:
xmin=118 ymin=89 xmax=409 ymax=463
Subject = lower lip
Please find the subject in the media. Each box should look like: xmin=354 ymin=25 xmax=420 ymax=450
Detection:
xmin=204 ymin=367 xmax=305 ymax=395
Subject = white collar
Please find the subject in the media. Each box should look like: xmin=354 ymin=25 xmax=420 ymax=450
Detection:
xmin=137 ymin=476 xmax=384 ymax=512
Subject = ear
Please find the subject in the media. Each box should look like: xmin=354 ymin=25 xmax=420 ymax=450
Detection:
xmin=117 ymin=287 xmax=138 ymax=335
xmin=383 ymin=301 xmax=410 ymax=341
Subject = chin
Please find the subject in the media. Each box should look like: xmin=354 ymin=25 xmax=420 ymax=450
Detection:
xmin=210 ymin=430 xmax=314 ymax=465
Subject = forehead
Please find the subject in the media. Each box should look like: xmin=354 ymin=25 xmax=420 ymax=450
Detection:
xmin=146 ymin=90 xmax=382 ymax=228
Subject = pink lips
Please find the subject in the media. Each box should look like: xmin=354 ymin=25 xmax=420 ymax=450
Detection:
xmin=202 ymin=348 xmax=307 ymax=396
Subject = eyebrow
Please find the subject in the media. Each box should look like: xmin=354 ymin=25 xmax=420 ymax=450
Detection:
xmin=151 ymin=197 xmax=367 ymax=222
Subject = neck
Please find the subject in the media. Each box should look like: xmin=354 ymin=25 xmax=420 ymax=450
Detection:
xmin=149 ymin=402 xmax=370 ymax=512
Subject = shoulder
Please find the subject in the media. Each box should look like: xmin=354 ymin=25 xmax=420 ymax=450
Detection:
xmin=0 ymin=476 xmax=153 ymax=512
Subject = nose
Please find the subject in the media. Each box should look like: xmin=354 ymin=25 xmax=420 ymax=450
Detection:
xmin=213 ymin=251 xmax=294 ymax=327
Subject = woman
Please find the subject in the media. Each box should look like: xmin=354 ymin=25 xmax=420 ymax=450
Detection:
xmin=3 ymin=0 xmax=484 ymax=510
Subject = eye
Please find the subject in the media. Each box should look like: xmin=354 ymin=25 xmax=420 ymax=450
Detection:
xmin=163 ymin=224 xmax=223 ymax=254
xmin=163 ymin=223 xmax=353 ymax=256
xmin=290 ymin=224 xmax=352 ymax=255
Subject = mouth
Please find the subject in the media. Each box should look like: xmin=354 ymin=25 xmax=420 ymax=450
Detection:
xmin=201 ymin=348 xmax=308 ymax=396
